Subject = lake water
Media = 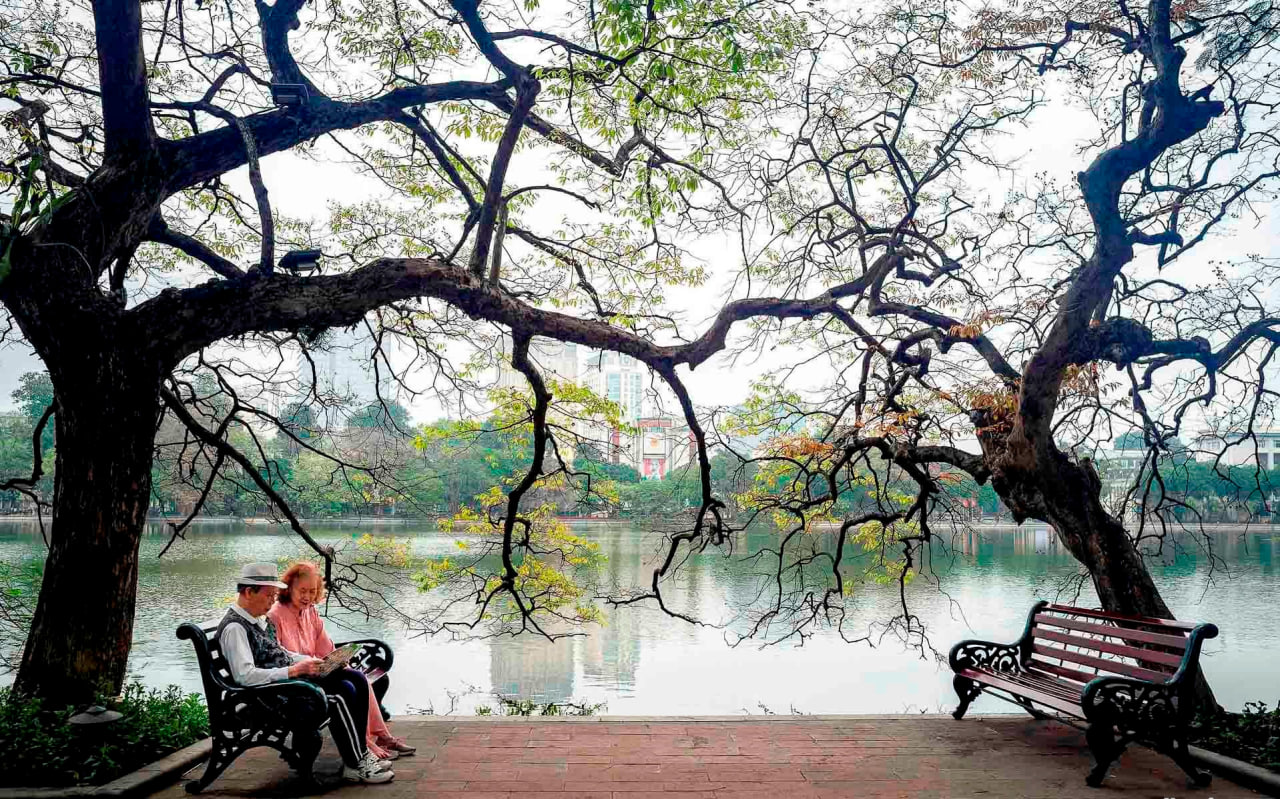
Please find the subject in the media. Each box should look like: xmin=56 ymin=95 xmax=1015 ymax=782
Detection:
xmin=1 ymin=520 xmax=1277 ymax=715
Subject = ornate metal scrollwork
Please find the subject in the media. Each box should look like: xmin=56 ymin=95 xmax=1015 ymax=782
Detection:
xmin=949 ymin=639 xmax=1022 ymax=673
xmin=1084 ymin=679 xmax=1180 ymax=742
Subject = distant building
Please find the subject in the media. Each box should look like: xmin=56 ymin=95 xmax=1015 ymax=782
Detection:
xmin=496 ymin=336 xmax=579 ymax=390
xmin=1192 ymin=429 xmax=1280 ymax=469
xmin=493 ymin=342 xmax=698 ymax=478
xmin=297 ymin=328 xmax=390 ymax=409
xmin=580 ymin=350 xmax=645 ymax=422
xmin=1093 ymin=434 xmax=1149 ymax=502
xmin=635 ymin=416 xmax=696 ymax=479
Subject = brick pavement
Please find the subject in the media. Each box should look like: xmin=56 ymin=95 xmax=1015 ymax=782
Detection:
xmin=151 ymin=715 xmax=1259 ymax=799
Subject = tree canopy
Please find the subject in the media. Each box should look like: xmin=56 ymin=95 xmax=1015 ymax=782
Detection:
xmin=2 ymin=0 xmax=1280 ymax=701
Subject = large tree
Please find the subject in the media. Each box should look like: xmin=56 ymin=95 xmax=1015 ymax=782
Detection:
xmin=2 ymin=0 xmax=1278 ymax=705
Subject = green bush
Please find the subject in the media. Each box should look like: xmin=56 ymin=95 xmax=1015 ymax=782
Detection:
xmin=1191 ymin=701 xmax=1280 ymax=772
xmin=0 ymin=682 xmax=209 ymax=787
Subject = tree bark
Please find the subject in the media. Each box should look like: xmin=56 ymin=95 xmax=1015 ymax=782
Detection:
xmin=12 ymin=345 xmax=160 ymax=705
xmin=987 ymin=445 xmax=1219 ymax=709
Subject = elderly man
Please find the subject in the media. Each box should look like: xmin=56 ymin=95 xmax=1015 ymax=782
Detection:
xmin=217 ymin=563 xmax=393 ymax=785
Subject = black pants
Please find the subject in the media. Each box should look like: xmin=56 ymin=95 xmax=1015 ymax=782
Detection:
xmin=317 ymin=667 xmax=369 ymax=768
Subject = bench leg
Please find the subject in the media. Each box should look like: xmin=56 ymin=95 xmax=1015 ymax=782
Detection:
xmin=185 ymin=736 xmax=242 ymax=794
xmin=1085 ymin=722 xmax=1124 ymax=787
xmin=1170 ymin=739 xmax=1212 ymax=787
xmin=295 ymin=729 xmax=323 ymax=775
xmin=952 ymin=675 xmax=981 ymax=720
xmin=1015 ymin=696 xmax=1048 ymax=721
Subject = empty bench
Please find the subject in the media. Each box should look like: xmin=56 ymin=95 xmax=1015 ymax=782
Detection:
xmin=177 ymin=620 xmax=395 ymax=792
xmin=949 ymin=600 xmax=1218 ymax=787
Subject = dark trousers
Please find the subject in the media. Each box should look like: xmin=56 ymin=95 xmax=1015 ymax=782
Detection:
xmin=317 ymin=667 xmax=370 ymax=767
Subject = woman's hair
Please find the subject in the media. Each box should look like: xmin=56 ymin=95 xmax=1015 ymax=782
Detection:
xmin=277 ymin=561 xmax=325 ymax=605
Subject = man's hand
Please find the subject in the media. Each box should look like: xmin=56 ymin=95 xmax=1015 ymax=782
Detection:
xmin=288 ymin=658 xmax=324 ymax=678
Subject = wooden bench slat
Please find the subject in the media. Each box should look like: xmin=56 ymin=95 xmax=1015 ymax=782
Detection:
xmin=1027 ymin=658 xmax=1101 ymax=685
xmin=994 ymin=670 xmax=1082 ymax=702
xmin=1034 ymin=614 xmax=1189 ymax=650
xmin=1042 ymin=603 xmax=1197 ymax=630
xmin=956 ymin=667 xmax=1085 ymax=717
xmin=1030 ymin=643 xmax=1170 ymax=683
xmin=1032 ymin=626 xmax=1184 ymax=668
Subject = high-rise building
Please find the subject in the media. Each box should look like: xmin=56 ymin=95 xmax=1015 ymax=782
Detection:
xmin=580 ymin=350 xmax=644 ymax=422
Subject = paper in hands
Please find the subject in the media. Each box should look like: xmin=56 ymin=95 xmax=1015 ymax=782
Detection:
xmin=311 ymin=643 xmax=363 ymax=679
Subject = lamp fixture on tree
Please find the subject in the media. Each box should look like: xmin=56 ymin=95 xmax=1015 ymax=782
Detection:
xmin=270 ymin=83 xmax=309 ymax=109
xmin=278 ymin=249 xmax=323 ymax=275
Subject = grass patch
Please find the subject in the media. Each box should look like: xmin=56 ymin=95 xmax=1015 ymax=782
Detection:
xmin=0 ymin=682 xmax=209 ymax=787
xmin=1191 ymin=701 xmax=1280 ymax=773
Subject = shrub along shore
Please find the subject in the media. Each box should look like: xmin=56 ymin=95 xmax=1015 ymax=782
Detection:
xmin=0 ymin=683 xmax=208 ymax=788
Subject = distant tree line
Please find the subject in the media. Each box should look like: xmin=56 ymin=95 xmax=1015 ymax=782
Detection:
xmin=4 ymin=369 xmax=1277 ymax=524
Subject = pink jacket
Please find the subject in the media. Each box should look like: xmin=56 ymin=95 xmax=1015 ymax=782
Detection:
xmin=268 ymin=601 xmax=336 ymax=658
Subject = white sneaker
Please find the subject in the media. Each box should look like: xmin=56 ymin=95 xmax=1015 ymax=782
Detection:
xmin=360 ymin=751 xmax=393 ymax=773
xmin=342 ymin=756 xmax=394 ymax=784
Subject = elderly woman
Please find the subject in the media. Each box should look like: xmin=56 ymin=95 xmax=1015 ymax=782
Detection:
xmin=269 ymin=561 xmax=415 ymax=760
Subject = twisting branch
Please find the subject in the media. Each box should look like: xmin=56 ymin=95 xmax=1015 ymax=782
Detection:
xmin=468 ymin=77 xmax=540 ymax=276
xmin=198 ymin=106 xmax=275 ymax=272
xmin=0 ymin=403 xmax=55 ymax=494
xmin=145 ymin=216 xmax=245 ymax=280
xmin=159 ymin=384 xmax=334 ymax=563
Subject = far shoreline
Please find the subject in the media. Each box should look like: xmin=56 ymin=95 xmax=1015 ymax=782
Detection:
xmin=1 ymin=514 xmax=1277 ymax=532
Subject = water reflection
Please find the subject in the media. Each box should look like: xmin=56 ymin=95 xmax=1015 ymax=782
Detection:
xmin=1 ymin=520 xmax=1277 ymax=714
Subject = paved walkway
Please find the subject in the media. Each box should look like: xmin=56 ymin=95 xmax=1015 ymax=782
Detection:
xmin=156 ymin=715 xmax=1258 ymax=799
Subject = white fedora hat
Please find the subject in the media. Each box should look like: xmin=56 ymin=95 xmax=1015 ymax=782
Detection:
xmin=236 ymin=562 xmax=288 ymax=589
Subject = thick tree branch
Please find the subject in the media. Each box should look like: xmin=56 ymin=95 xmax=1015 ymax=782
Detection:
xmin=469 ymin=77 xmax=539 ymax=276
xmin=197 ymin=106 xmax=275 ymax=272
xmin=145 ymin=217 xmax=245 ymax=279
xmin=92 ymin=0 xmax=155 ymax=157
xmin=161 ymin=80 xmax=512 ymax=194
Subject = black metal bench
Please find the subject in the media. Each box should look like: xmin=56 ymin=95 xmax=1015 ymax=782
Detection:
xmin=949 ymin=600 xmax=1218 ymax=787
xmin=176 ymin=620 xmax=396 ymax=793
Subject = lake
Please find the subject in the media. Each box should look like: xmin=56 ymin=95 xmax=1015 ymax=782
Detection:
xmin=1 ymin=520 xmax=1277 ymax=715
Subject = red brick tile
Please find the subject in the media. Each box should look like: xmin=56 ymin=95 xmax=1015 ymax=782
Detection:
xmin=464 ymin=780 xmax=567 ymax=791
xmin=564 ymin=781 xmax=666 ymax=792
xmin=610 ymin=792 xmax=717 ymax=799
xmin=602 ymin=764 xmax=665 ymax=780
xmin=704 ymin=767 xmax=805 ymax=782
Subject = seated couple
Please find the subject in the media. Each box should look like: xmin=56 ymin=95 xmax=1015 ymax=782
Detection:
xmin=219 ymin=562 xmax=414 ymax=784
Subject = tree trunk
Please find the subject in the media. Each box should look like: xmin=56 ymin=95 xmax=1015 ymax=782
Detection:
xmin=1019 ymin=455 xmax=1220 ymax=709
xmin=1038 ymin=464 xmax=1170 ymax=616
xmin=13 ymin=356 xmax=160 ymax=706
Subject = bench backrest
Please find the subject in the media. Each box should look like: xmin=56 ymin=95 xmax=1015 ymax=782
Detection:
xmin=1022 ymin=602 xmax=1216 ymax=686
xmin=176 ymin=620 xmax=238 ymax=717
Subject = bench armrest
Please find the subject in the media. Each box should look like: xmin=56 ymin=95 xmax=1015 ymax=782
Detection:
xmin=949 ymin=599 xmax=1046 ymax=673
xmin=1082 ymin=675 xmax=1182 ymax=732
xmin=1168 ymin=622 xmax=1218 ymax=687
xmin=335 ymin=637 xmax=394 ymax=674
xmin=949 ymin=638 xmax=1022 ymax=672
